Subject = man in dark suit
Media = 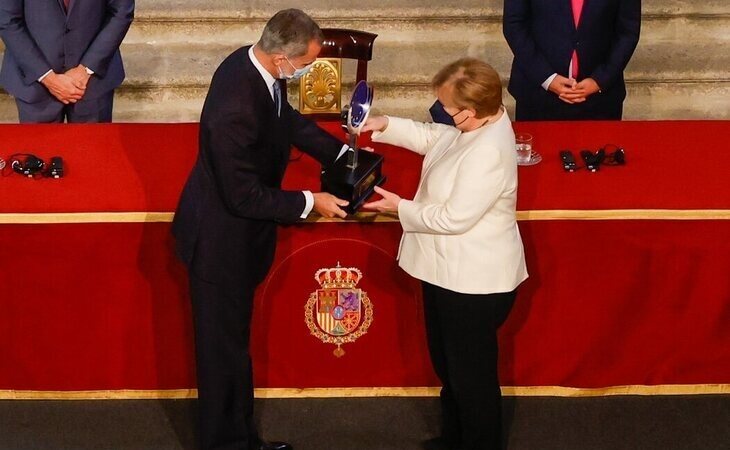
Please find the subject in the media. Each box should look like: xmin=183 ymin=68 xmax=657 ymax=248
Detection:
xmin=503 ymin=0 xmax=641 ymax=120
xmin=172 ymin=9 xmax=349 ymax=450
xmin=0 ymin=0 xmax=134 ymax=123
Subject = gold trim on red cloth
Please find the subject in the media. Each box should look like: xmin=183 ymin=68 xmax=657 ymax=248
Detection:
xmin=0 ymin=212 xmax=174 ymax=224
xmin=0 ymin=210 xmax=729 ymax=224
xmin=2 ymin=384 xmax=728 ymax=400
xmin=517 ymin=209 xmax=730 ymax=221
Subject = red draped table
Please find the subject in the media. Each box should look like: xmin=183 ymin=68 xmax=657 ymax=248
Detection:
xmin=0 ymin=121 xmax=728 ymax=397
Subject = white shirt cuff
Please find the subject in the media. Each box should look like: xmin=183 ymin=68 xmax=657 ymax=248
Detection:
xmin=38 ymin=70 xmax=53 ymax=83
xmin=301 ymin=190 xmax=314 ymax=219
xmin=542 ymin=73 xmax=558 ymax=91
xmin=302 ymin=145 xmax=349 ymax=218
xmin=84 ymin=66 xmax=95 ymax=75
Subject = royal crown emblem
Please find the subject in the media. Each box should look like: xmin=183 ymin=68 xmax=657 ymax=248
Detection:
xmin=305 ymin=263 xmax=374 ymax=357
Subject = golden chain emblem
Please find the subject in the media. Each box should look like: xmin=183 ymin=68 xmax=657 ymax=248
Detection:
xmin=305 ymin=263 xmax=374 ymax=357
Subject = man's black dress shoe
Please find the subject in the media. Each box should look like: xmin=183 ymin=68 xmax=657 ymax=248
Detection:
xmin=258 ymin=441 xmax=292 ymax=450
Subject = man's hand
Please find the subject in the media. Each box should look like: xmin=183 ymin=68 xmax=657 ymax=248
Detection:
xmin=40 ymin=72 xmax=85 ymax=104
xmin=548 ymin=75 xmax=579 ymax=104
xmin=65 ymin=65 xmax=92 ymax=91
xmin=313 ymin=192 xmax=349 ymax=218
xmin=559 ymin=78 xmax=601 ymax=103
xmin=362 ymin=186 xmax=401 ymax=213
xmin=360 ymin=116 xmax=389 ymax=134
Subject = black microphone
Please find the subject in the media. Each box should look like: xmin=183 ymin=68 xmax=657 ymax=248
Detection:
xmin=48 ymin=156 xmax=64 ymax=178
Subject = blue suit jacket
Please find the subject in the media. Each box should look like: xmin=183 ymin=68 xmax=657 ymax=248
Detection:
xmin=0 ymin=0 xmax=134 ymax=104
xmin=503 ymin=0 xmax=640 ymax=109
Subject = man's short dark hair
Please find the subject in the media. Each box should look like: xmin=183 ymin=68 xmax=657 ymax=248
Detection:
xmin=259 ymin=9 xmax=324 ymax=57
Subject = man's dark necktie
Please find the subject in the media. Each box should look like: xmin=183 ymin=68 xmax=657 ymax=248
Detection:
xmin=272 ymin=81 xmax=282 ymax=117
xmin=571 ymin=0 xmax=584 ymax=77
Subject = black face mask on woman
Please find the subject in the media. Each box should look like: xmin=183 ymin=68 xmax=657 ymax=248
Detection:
xmin=429 ymin=100 xmax=455 ymax=126
xmin=429 ymin=100 xmax=467 ymax=127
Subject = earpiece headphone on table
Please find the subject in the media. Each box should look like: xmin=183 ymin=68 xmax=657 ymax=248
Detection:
xmin=10 ymin=154 xmax=46 ymax=176
xmin=4 ymin=154 xmax=64 ymax=178
xmin=560 ymin=145 xmax=625 ymax=172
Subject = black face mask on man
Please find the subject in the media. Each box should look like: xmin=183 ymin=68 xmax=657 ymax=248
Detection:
xmin=429 ymin=100 xmax=467 ymax=127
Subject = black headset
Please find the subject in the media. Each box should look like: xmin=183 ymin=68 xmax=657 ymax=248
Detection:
xmin=10 ymin=154 xmax=46 ymax=176
xmin=4 ymin=153 xmax=64 ymax=178
xmin=561 ymin=145 xmax=625 ymax=172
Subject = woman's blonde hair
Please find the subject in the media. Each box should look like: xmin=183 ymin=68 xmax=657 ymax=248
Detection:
xmin=431 ymin=58 xmax=503 ymax=118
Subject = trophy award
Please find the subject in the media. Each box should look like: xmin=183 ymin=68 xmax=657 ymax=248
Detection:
xmin=321 ymin=80 xmax=385 ymax=214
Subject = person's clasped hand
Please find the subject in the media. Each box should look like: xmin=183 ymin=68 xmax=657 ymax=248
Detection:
xmin=65 ymin=64 xmax=92 ymax=91
xmin=550 ymin=76 xmax=601 ymax=104
xmin=40 ymin=71 xmax=86 ymax=104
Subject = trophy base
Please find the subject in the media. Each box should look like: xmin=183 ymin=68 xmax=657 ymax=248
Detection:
xmin=321 ymin=150 xmax=386 ymax=214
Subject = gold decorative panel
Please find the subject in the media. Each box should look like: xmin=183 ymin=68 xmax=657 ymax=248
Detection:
xmin=299 ymin=58 xmax=342 ymax=115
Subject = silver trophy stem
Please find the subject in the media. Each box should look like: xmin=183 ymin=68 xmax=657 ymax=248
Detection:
xmin=347 ymin=133 xmax=359 ymax=169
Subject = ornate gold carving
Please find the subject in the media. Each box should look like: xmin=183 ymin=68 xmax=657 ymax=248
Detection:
xmin=299 ymin=58 xmax=342 ymax=115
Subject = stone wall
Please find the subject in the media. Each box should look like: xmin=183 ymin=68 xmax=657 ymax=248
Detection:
xmin=0 ymin=0 xmax=727 ymax=122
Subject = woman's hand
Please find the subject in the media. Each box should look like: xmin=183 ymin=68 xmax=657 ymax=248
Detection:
xmin=363 ymin=186 xmax=402 ymax=212
xmin=361 ymin=116 xmax=389 ymax=134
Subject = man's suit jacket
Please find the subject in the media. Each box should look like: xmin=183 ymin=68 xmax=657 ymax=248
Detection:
xmin=372 ymin=113 xmax=528 ymax=295
xmin=172 ymin=46 xmax=344 ymax=290
xmin=503 ymin=0 xmax=641 ymax=116
xmin=0 ymin=0 xmax=134 ymax=104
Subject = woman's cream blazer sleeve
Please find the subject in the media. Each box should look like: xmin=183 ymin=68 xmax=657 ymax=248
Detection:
xmin=398 ymin=141 xmax=507 ymax=235
xmin=371 ymin=116 xmax=452 ymax=156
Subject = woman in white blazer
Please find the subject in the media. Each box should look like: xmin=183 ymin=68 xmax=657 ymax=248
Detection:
xmin=363 ymin=58 xmax=528 ymax=450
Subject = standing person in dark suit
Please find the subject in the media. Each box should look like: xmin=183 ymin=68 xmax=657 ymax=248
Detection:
xmin=503 ymin=0 xmax=641 ymax=120
xmin=0 ymin=0 xmax=134 ymax=123
xmin=172 ymin=9 xmax=350 ymax=450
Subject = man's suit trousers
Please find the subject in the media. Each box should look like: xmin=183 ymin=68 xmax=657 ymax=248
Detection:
xmin=190 ymin=273 xmax=259 ymax=450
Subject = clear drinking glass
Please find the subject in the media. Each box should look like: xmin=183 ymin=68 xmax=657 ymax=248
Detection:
xmin=515 ymin=133 xmax=533 ymax=164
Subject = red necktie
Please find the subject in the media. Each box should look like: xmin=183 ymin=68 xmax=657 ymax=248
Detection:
xmin=64 ymin=0 xmax=70 ymax=11
xmin=571 ymin=0 xmax=584 ymax=78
